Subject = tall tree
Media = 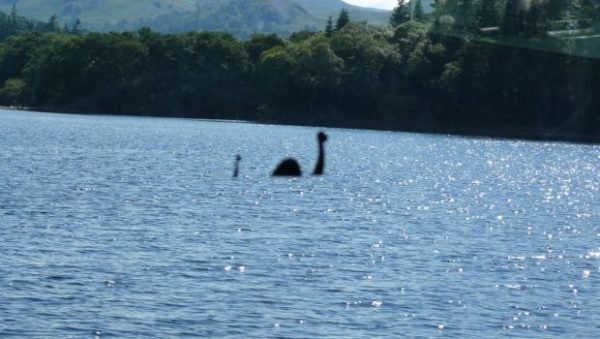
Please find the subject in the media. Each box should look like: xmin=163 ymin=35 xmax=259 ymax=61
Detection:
xmin=390 ymin=0 xmax=411 ymax=26
xmin=524 ymin=0 xmax=548 ymax=36
xmin=244 ymin=33 xmax=285 ymax=62
xmin=325 ymin=16 xmax=334 ymax=37
xmin=476 ymin=0 xmax=499 ymax=27
xmin=9 ymin=3 xmax=19 ymax=34
xmin=459 ymin=0 xmax=478 ymax=29
xmin=72 ymin=18 xmax=82 ymax=35
xmin=413 ymin=0 xmax=425 ymax=22
xmin=336 ymin=9 xmax=350 ymax=30
xmin=502 ymin=0 xmax=526 ymax=35
xmin=545 ymin=0 xmax=569 ymax=20
xmin=44 ymin=15 xmax=60 ymax=32
xmin=10 ymin=4 xmax=17 ymax=25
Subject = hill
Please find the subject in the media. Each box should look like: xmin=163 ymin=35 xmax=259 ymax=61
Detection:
xmin=294 ymin=0 xmax=389 ymax=23
xmin=0 ymin=0 xmax=195 ymax=30
xmin=0 ymin=0 xmax=391 ymax=37
xmin=143 ymin=0 xmax=317 ymax=38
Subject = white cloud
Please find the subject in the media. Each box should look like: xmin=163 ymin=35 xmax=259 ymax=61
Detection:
xmin=343 ymin=0 xmax=397 ymax=10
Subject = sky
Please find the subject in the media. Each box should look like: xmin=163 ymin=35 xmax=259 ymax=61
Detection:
xmin=344 ymin=0 xmax=397 ymax=10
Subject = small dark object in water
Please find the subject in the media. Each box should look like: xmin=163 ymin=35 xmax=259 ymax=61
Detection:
xmin=272 ymin=158 xmax=302 ymax=176
xmin=272 ymin=132 xmax=328 ymax=177
xmin=233 ymin=154 xmax=242 ymax=178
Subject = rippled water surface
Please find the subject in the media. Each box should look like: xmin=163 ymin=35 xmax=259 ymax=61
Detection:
xmin=1 ymin=109 xmax=600 ymax=337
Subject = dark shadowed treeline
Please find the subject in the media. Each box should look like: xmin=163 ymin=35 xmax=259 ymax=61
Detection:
xmin=1 ymin=1 xmax=600 ymax=141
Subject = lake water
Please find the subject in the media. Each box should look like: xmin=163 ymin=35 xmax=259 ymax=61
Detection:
xmin=1 ymin=109 xmax=599 ymax=338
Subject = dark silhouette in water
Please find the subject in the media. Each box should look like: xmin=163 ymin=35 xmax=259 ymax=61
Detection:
xmin=272 ymin=132 xmax=328 ymax=177
xmin=313 ymin=132 xmax=327 ymax=175
xmin=233 ymin=155 xmax=241 ymax=178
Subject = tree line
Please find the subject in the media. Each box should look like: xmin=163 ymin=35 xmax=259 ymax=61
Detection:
xmin=0 ymin=2 xmax=599 ymax=141
xmin=0 ymin=6 xmax=82 ymax=42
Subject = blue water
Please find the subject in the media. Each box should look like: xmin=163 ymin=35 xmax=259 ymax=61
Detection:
xmin=1 ymin=109 xmax=599 ymax=338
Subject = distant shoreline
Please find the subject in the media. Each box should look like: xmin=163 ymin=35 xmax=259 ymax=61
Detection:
xmin=0 ymin=105 xmax=30 ymax=111
xmin=3 ymin=106 xmax=599 ymax=145
xmin=2 ymin=25 xmax=599 ymax=147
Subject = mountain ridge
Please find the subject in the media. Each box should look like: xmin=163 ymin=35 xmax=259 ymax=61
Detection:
xmin=0 ymin=0 xmax=391 ymax=37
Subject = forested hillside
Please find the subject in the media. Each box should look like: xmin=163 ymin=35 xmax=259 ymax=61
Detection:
xmin=0 ymin=0 xmax=390 ymax=36
xmin=295 ymin=0 xmax=392 ymax=22
xmin=0 ymin=0 xmax=194 ymax=30
xmin=1 ymin=1 xmax=599 ymax=141
xmin=140 ymin=0 xmax=316 ymax=38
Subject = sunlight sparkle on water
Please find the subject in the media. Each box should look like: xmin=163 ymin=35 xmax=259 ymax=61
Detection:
xmin=1 ymin=110 xmax=599 ymax=337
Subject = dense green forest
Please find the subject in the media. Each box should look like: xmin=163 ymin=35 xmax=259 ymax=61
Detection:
xmin=1 ymin=1 xmax=600 ymax=141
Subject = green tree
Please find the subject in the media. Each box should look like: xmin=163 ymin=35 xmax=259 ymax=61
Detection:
xmin=244 ymin=33 xmax=285 ymax=63
xmin=390 ymin=0 xmax=411 ymax=26
xmin=0 ymin=78 xmax=25 ymax=105
xmin=259 ymin=36 xmax=344 ymax=111
xmin=289 ymin=30 xmax=317 ymax=43
xmin=291 ymin=40 xmax=344 ymax=105
xmin=325 ymin=16 xmax=334 ymax=37
xmin=336 ymin=9 xmax=350 ymax=30
xmin=502 ymin=0 xmax=527 ymax=35
xmin=413 ymin=0 xmax=425 ymax=22
xmin=258 ymin=46 xmax=296 ymax=103
xmin=523 ymin=0 xmax=549 ymax=37
xmin=72 ymin=18 xmax=82 ymax=35
xmin=20 ymin=34 xmax=87 ymax=107
xmin=176 ymin=32 xmax=251 ymax=117
xmin=331 ymin=23 xmax=400 ymax=117
xmin=476 ymin=0 xmax=499 ymax=28
xmin=44 ymin=15 xmax=61 ymax=33
xmin=392 ymin=21 xmax=429 ymax=53
xmin=10 ymin=4 xmax=17 ymax=26
xmin=431 ymin=0 xmax=477 ymax=29
xmin=0 ymin=33 xmax=46 ymax=83
xmin=545 ymin=0 xmax=569 ymax=20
